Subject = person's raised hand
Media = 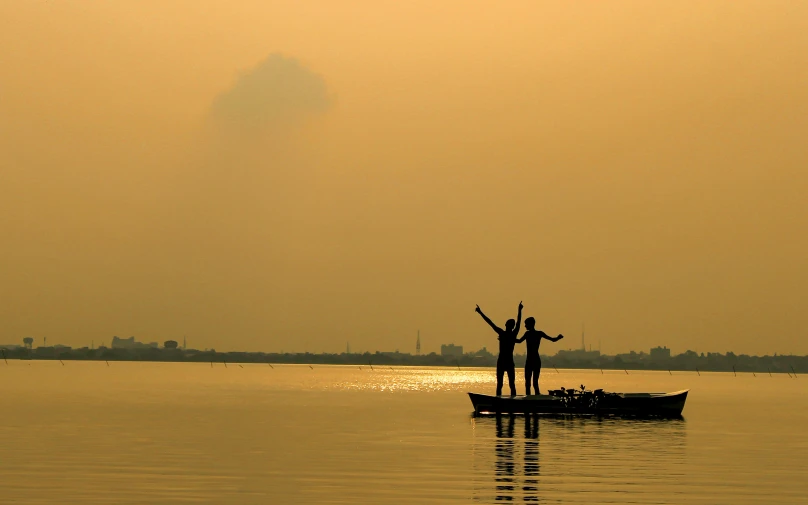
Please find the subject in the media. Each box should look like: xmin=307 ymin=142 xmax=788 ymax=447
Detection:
xmin=558 ymin=334 xmax=564 ymax=340
xmin=518 ymin=301 xmax=524 ymax=310
xmin=475 ymin=304 xmax=481 ymax=313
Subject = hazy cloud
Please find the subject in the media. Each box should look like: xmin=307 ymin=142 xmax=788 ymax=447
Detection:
xmin=3 ymin=4 xmax=807 ymax=355
xmin=211 ymin=54 xmax=331 ymax=130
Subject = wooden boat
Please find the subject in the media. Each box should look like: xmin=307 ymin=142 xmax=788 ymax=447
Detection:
xmin=468 ymin=388 xmax=688 ymax=417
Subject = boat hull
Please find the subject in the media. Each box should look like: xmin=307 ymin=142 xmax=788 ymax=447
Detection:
xmin=468 ymin=390 xmax=688 ymax=418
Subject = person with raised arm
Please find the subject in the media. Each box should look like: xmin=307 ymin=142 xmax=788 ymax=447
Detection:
xmin=516 ymin=317 xmax=564 ymax=395
xmin=475 ymin=301 xmax=523 ymax=396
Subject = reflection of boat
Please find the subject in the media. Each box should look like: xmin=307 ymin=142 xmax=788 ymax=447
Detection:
xmin=469 ymin=389 xmax=688 ymax=417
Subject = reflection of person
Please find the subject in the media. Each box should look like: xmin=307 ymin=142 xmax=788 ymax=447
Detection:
xmin=495 ymin=415 xmax=516 ymax=501
xmin=523 ymin=414 xmax=539 ymax=500
xmin=516 ymin=317 xmax=564 ymax=395
xmin=475 ymin=302 xmax=523 ymax=396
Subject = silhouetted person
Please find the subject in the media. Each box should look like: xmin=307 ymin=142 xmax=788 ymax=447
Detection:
xmin=516 ymin=317 xmax=563 ymax=395
xmin=476 ymin=302 xmax=523 ymax=396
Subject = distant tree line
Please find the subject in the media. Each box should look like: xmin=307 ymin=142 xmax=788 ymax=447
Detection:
xmin=0 ymin=345 xmax=804 ymax=373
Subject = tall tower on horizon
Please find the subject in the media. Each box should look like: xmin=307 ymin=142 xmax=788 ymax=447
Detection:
xmin=416 ymin=330 xmax=421 ymax=356
xmin=347 ymin=341 xmax=351 ymax=354
xmin=581 ymin=324 xmax=585 ymax=352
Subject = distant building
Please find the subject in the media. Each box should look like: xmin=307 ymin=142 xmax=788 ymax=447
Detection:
xmin=556 ymin=324 xmax=602 ymax=363
xmin=470 ymin=347 xmax=494 ymax=358
xmin=379 ymin=350 xmax=404 ymax=358
xmin=615 ymin=351 xmax=646 ymax=364
xmin=650 ymin=346 xmax=671 ymax=360
xmin=0 ymin=344 xmax=21 ymax=350
xmin=112 ymin=336 xmax=135 ymax=349
xmin=111 ymin=336 xmax=158 ymax=350
xmin=440 ymin=344 xmax=463 ymax=357
xmin=34 ymin=347 xmax=56 ymax=357
xmin=164 ymin=340 xmax=179 ymax=349
xmin=556 ymin=349 xmax=601 ymax=362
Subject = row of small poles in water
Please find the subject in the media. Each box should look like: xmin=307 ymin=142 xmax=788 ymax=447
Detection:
xmin=209 ymin=360 xmax=801 ymax=378
xmin=547 ymin=363 xmax=799 ymax=378
xmin=213 ymin=360 xmax=393 ymax=371
xmin=1 ymin=349 xmax=799 ymax=377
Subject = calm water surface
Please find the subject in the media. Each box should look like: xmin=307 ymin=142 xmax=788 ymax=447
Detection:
xmin=0 ymin=362 xmax=806 ymax=503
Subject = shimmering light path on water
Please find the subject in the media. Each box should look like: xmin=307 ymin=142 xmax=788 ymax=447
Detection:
xmin=0 ymin=362 xmax=805 ymax=503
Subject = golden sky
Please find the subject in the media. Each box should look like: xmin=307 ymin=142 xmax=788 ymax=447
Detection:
xmin=1 ymin=1 xmax=806 ymax=355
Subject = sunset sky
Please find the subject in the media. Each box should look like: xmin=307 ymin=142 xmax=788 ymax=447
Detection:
xmin=1 ymin=1 xmax=806 ymax=355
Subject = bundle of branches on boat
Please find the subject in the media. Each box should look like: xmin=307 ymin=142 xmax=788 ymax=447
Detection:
xmin=548 ymin=385 xmax=621 ymax=412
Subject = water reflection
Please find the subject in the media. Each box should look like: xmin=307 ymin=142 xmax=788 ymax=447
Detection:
xmin=523 ymin=415 xmax=539 ymax=502
xmin=494 ymin=415 xmax=516 ymax=501
xmin=473 ymin=414 xmax=686 ymax=503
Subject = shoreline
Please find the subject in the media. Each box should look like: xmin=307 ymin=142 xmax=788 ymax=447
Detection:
xmin=1 ymin=350 xmax=803 ymax=375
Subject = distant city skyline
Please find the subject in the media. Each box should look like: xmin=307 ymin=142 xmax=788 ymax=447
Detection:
xmin=2 ymin=4 xmax=807 ymax=358
xmin=1 ymin=333 xmax=803 ymax=359
xmin=1 ymin=339 xmax=803 ymax=377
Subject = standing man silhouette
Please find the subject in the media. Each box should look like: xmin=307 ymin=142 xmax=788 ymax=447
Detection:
xmin=475 ymin=302 xmax=523 ymax=396
xmin=516 ymin=317 xmax=564 ymax=395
